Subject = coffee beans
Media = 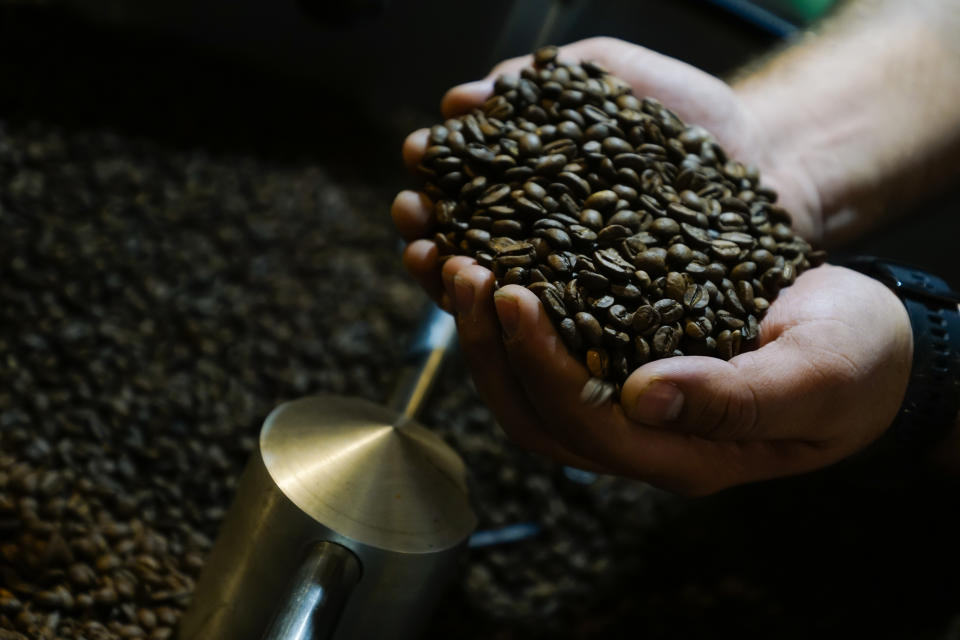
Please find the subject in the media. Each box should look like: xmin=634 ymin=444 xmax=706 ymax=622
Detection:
xmin=421 ymin=46 xmax=824 ymax=396
xmin=0 ymin=119 xmax=426 ymax=638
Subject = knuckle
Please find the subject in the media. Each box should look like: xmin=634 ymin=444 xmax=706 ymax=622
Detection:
xmin=581 ymin=35 xmax=623 ymax=50
xmin=686 ymin=382 xmax=759 ymax=440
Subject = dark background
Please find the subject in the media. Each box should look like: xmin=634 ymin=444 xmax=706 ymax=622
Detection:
xmin=1 ymin=1 xmax=959 ymax=638
xmin=4 ymin=0 xmax=957 ymax=276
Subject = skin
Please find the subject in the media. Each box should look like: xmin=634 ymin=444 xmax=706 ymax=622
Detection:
xmin=391 ymin=20 xmax=960 ymax=494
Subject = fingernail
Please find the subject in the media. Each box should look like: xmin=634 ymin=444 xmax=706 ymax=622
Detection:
xmin=453 ymin=273 xmax=474 ymax=313
xmin=633 ymin=380 xmax=684 ymax=425
xmin=493 ymin=290 xmax=519 ymax=337
xmin=458 ymin=79 xmax=492 ymax=94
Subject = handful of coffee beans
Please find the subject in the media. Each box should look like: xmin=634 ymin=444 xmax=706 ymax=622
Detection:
xmin=418 ymin=46 xmax=824 ymax=401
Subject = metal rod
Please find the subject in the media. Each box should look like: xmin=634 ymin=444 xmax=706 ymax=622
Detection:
xmin=260 ymin=541 xmax=361 ymax=640
xmin=387 ymin=303 xmax=458 ymax=422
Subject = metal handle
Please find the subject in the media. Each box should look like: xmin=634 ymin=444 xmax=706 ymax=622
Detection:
xmin=261 ymin=541 xmax=361 ymax=640
xmin=387 ymin=303 xmax=457 ymax=422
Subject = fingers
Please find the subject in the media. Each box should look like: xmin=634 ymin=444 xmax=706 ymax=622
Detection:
xmin=484 ymin=285 xmax=802 ymax=493
xmin=441 ymin=81 xmax=497 ymax=119
xmin=440 ymin=56 xmax=532 ymax=118
xmin=620 ymin=345 xmax=822 ymax=442
xmin=490 ymin=285 xmax=606 ymax=458
xmin=391 ymin=190 xmax=434 ymax=242
xmin=402 ymin=129 xmax=429 ymax=172
xmin=620 ymin=266 xmax=913 ymax=451
xmin=438 ymin=36 xmax=745 ymax=156
xmin=442 ymin=263 xmax=610 ymax=472
xmin=402 ymin=239 xmax=444 ymax=307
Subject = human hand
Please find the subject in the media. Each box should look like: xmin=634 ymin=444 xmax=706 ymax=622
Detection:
xmin=391 ymin=38 xmax=912 ymax=494
xmin=394 ymin=38 xmax=823 ymax=308
xmin=443 ymin=260 xmax=912 ymax=494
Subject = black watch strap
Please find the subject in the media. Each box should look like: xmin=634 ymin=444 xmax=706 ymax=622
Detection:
xmin=842 ymin=256 xmax=960 ymax=450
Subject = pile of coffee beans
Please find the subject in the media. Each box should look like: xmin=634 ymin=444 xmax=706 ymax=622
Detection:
xmin=420 ymin=46 xmax=824 ymax=396
xmin=0 ymin=115 xmax=677 ymax=639
xmin=0 ymin=121 xmax=423 ymax=639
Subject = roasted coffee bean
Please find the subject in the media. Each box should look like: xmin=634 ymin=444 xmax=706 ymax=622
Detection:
xmin=609 ymin=282 xmax=642 ymax=301
xmin=684 ymin=262 xmax=707 ymax=280
xmin=607 ymin=209 xmax=643 ymax=230
xmin=503 ymin=266 xmax=528 ymax=285
xmin=610 ymin=350 xmax=631 ymax=380
xmin=761 ymin=267 xmax=784 ymax=292
xmin=584 ymin=190 xmax=619 ymax=211
xmin=491 ymin=219 xmax=525 ymax=238
xmin=419 ymin=47 xmax=821 ymax=393
xmin=580 ymin=377 xmax=617 ymax=406
xmin=578 ymin=269 xmax=610 ymax=293
xmin=730 ymin=261 xmax=757 ymax=281
xmin=703 ymin=262 xmax=726 ymax=283
xmin=667 ymin=203 xmax=706 ymax=227
xmin=683 ymin=283 xmax=709 ymax=312
xmin=465 ymin=143 xmax=495 ymax=164
xmin=559 ymin=317 xmax=582 ymax=352
xmin=735 ymin=280 xmax=755 ymax=309
xmin=590 ymin=294 xmax=616 ymax=311
xmin=545 ymin=252 xmax=572 ymax=277
xmin=651 ymin=325 xmax=681 ymax=356
xmin=465 ymin=228 xmax=492 ymax=250
xmin=602 ymin=326 xmax=631 ymax=349
xmin=602 ymin=137 xmax=633 ymax=155
xmin=543 ymin=138 xmax=579 ymax=159
xmin=548 ymin=212 xmax=578 ymax=227
xmin=593 ymin=247 xmax=634 ymax=280
xmin=666 ymin=243 xmax=694 ymax=268
xmin=575 ymin=312 xmax=604 ymax=346
xmin=716 ymin=329 xmax=742 ymax=360
xmin=653 ymin=299 xmax=683 ymax=324
xmin=723 ymin=287 xmax=746 ymax=316
xmin=685 ymin=316 xmax=713 ymax=339
xmin=742 ymin=314 xmax=760 ymax=341
xmin=634 ymin=248 xmax=668 ymax=277
xmin=477 ymin=183 xmax=511 ymax=206
xmin=629 ymin=305 xmax=659 ymax=334
xmin=488 ymin=204 xmax=516 ymax=219
xmin=718 ymin=212 xmax=747 ymax=231
xmin=607 ymin=304 xmax=633 ymax=329
xmin=586 ymin=348 xmax=610 ymax=378
xmin=710 ymin=239 xmax=741 ymax=262
xmin=650 ymin=217 xmax=680 ymax=238
xmin=535 ymin=153 xmax=568 ymax=175
xmin=579 ymin=208 xmax=605 ymax=229
xmin=664 ymin=272 xmax=687 ymax=301
xmin=537 ymin=227 xmax=572 ymax=249
xmin=632 ymin=335 xmax=651 ymax=363
xmin=597 ymin=224 xmax=631 ymax=245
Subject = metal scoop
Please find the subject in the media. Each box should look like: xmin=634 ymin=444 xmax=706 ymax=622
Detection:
xmin=179 ymin=304 xmax=476 ymax=640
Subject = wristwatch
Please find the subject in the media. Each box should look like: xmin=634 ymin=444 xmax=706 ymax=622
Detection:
xmin=842 ymin=256 xmax=960 ymax=451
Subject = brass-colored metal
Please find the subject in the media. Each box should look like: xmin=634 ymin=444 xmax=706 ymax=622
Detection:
xmin=260 ymin=394 xmax=476 ymax=554
xmin=179 ymin=306 xmax=475 ymax=640
xmin=261 ymin=541 xmax=360 ymax=640
xmin=387 ymin=303 xmax=458 ymax=420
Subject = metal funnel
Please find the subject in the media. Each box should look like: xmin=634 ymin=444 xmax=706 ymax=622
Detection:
xmin=179 ymin=305 xmax=476 ymax=640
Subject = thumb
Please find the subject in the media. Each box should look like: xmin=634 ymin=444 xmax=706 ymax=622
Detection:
xmin=619 ymin=328 xmax=873 ymax=443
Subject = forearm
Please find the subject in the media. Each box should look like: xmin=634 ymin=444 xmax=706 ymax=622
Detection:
xmin=732 ymin=0 xmax=960 ymax=246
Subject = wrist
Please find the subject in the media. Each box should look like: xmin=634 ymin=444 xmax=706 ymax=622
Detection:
xmin=733 ymin=82 xmax=827 ymax=245
xmin=732 ymin=8 xmax=960 ymax=246
xmin=842 ymin=257 xmax=960 ymax=457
